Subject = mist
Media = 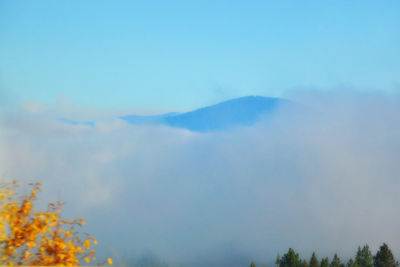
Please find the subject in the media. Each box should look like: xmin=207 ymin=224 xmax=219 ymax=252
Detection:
xmin=1 ymin=91 xmax=400 ymax=266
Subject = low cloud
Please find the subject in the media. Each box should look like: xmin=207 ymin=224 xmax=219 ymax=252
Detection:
xmin=1 ymin=91 xmax=400 ymax=266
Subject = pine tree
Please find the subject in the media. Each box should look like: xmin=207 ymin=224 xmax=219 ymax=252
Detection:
xmin=279 ymin=248 xmax=302 ymax=267
xmin=321 ymin=257 xmax=330 ymax=267
xmin=355 ymin=245 xmax=373 ymax=267
xmin=250 ymin=261 xmax=256 ymax=267
xmin=310 ymin=252 xmax=320 ymax=267
xmin=276 ymin=253 xmax=281 ymax=267
xmin=347 ymin=258 xmax=360 ymax=267
xmin=330 ymin=254 xmax=344 ymax=267
xmin=374 ymin=243 xmax=399 ymax=267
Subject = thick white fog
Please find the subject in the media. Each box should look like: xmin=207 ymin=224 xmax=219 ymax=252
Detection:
xmin=1 ymin=91 xmax=400 ymax=266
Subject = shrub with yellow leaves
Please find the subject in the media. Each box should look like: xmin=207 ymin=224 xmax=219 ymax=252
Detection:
xmin=0 ymin=180 xmax=112 ymax=266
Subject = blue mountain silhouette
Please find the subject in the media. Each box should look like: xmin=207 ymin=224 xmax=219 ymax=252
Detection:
xmin=121 ymin=96 xmax=288 ymax=132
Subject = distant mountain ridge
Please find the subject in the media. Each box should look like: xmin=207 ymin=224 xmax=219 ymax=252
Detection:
xmin=121 ymin=112 xmax=181 ymax=125
xmin=121 ymin=96 xmax=288 ymax=132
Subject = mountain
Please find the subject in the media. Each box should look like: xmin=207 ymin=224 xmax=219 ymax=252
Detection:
xmin=120 ymin=112 xmax=180 ymax=125
xmin=121 ymin=96 xmax=288 ymax=132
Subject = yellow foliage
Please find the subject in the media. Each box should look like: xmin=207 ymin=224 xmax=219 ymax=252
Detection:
xmin=83 ymin=240 xmax=90 ymax=250
xmin=0 ymin=180 xmax=112 ymax=266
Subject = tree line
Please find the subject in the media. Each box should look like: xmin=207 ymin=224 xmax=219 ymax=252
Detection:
xmin=250 ymin=243 xmax=399 ymax=267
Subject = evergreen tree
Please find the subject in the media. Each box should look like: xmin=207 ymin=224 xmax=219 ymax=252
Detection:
xmin=276 ymin=254 xmax=281 ymax=267
xmin=374 ymin=243 xmax=399 ymax=267
xmin=347 ymin=258 xmax=360 ymax=267
xmin=321 ymin=258 xmax=330 ymax=267
xmin=250 ymin=261 xmax=256 ymax=267
xmin=310 ymin=252 xmax=320 ymax=267
xmin=303 ymin=259 xmax=310 ymax=267
xmin=330 ymin=254 xmax=344 ymax=267
xmin=355 ymin=245 xmax=373 ymax=267
xmin=280 ymin=248 xmax=303 ymax=267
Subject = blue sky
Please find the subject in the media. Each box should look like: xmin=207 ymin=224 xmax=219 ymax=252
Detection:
xmin=1 ymin=0 xmax=399 ymax=110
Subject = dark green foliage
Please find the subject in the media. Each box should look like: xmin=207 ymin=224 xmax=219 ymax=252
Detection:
xmin=355 ymin=245 xmax=373 ymax=267
xmin=374 ymin=243 xmax=399 ymax=267
xmin=250 ymin=261 xmax=256 ymax=267
xmin=347 ymin=258 xmax=360 ymax=267
xmin=330 ymin=254 xmax=344 ymax=267
xmin=276 ymin=254 xmax=281 ymax=267
xmin=310 ymin=252 xmax=320 ymax=267
xmin=250 ymin=243 xmax=398 ymax=267
xmin=321 ymin=257 xmax=330 ymax=267
xmin=279 ymin=248 xmax=303 ymax=267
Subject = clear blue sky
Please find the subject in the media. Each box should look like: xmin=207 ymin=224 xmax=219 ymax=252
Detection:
xmin=1 ymin=0 xmax=399 ymax=110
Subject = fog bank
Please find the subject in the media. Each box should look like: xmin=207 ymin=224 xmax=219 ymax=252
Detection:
xmin=1 ymin=91 xmax=400 ymax=266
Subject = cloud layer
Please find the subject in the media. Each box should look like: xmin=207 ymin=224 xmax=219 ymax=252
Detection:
xmin=1 ymin=91 xmax=400 ymax=266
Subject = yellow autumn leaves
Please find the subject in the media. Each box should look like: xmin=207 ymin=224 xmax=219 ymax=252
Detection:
xmin=0 ymin=180 xmax=112 ymax=266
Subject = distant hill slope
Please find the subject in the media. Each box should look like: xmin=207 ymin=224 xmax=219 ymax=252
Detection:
xmin=120 ymin=112 xmax=180 ymax=125
xmin=121 ymin=96 xmax=288 ymax=132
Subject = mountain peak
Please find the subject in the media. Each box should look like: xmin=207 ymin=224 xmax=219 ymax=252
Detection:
xmin=122 ymin=96 xmax=288 ymax=132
